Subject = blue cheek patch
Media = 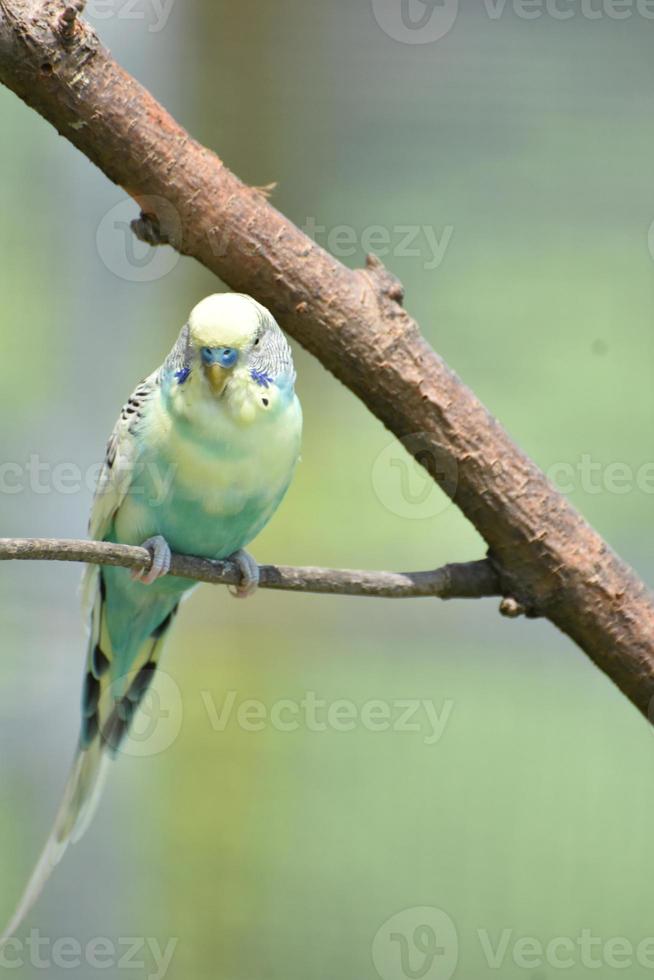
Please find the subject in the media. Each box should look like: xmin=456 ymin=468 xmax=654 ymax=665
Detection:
xmin=251 ymin=369 xmax=274 ymax=388
xmin=174 ymin=367 xmax=191 ymax=384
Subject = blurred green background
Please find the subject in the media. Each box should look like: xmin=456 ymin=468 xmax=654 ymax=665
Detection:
xmin=1 ymin=1 xmax=654 ymax=977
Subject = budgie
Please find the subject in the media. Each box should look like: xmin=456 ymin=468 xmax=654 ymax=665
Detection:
xmin=2 ymin=293 xmax=302 ymax=939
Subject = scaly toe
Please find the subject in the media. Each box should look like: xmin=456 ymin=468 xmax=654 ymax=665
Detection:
xmin=228 ymin=549 xmax=260 ymax=599
xmin=131 ymin=535 xmax=172 ymax=585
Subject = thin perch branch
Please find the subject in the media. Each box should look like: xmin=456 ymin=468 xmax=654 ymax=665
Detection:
xmin=0 ymin=539 xmax=501 ymax=601
xmin=0 ymin=1 xmax=654 ymax=721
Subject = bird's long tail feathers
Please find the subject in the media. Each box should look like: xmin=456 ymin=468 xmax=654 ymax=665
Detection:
xmin=0 ymin=741 xmax=109 ymax=945
xmin=1 ymin=568 xmax=178 ymax=944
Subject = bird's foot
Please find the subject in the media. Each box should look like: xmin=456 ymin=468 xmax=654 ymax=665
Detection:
xmin=131 ymin=535 xmax=172 ymax=585
xmin=228 ymin=549 xmax=260 ymax=599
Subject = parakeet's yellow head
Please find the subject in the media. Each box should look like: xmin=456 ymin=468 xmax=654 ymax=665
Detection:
xmin=186 ymin=294 xmax=260 ymax=397
xmin=164 ymin=293 xmax=296 ymax=424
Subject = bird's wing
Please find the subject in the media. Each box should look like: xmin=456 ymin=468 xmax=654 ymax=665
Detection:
xmin=82 ymin=371 xmax=159 ymax=614
xmin=89 ymin=371 xmax=159 ymax=541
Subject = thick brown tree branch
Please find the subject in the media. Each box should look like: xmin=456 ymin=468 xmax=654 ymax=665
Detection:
xmin=0 ymin=0 xmax=653 ymax=721
xmin=0 ymin=538 xmax=501 ymax=601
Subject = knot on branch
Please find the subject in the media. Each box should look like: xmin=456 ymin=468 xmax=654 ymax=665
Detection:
xmin=57 ymin=2 xmax=85 ymax=45
xmin=130 ymin=195 xmax=183 ymax=249
xmin=487 ymin=552 xmax=541 ymax=620
xmin=362 ymin=253 xmax=405 ymax=305
xmin=131 ymin=211 xmax=170 ymax=247
xmin=499 ymin=596 xmax=527 ymax=619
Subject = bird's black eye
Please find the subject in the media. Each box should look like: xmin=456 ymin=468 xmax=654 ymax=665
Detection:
xmin=254 ymin=337 xmax=260 ymax=346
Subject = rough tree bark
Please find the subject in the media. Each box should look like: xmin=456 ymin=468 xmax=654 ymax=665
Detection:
xmin=0 ymin=0 xmax=653 ymax=720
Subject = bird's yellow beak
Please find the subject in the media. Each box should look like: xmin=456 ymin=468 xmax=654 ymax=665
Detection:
xmin=205 ymin=363 xmax=229 ymax=397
